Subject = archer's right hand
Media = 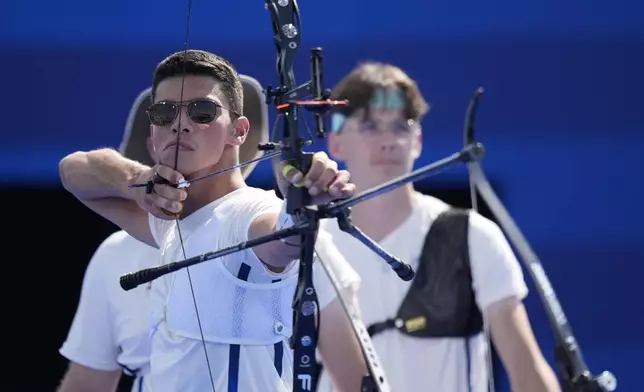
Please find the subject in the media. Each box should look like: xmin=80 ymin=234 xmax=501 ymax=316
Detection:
xmin=133 ymin=164 xmax=187 ymax=220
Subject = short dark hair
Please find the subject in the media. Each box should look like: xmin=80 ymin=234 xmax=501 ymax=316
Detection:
xmin=331 ymin=61 xmax=430 ymax=122
xmin=151 ymin=49 xmax=244 ymax=116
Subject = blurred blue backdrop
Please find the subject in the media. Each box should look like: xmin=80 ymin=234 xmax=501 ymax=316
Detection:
xmin=2 ymin=0 xmax=642 ymax=390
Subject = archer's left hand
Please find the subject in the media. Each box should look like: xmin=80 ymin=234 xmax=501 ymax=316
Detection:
xmin=280 ymin=151 xmax=355 ymax=205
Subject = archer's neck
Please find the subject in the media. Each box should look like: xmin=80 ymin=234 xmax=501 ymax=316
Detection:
xmin=349 ymin=184 xmax=416 ymax=242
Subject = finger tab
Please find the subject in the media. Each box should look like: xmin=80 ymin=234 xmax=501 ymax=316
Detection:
xmin=153 ymin=172 xmax=170 ymax=185
xmin=145 ymin=179 xmax=155 ymax=195
xmin=157 ymin=165 xmax=184 ymax=185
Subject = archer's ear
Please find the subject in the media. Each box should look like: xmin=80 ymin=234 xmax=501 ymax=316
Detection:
xmin=229 ymin=116 xmax=250 ymax=146
xmin=327 ymin=132 xmax=345 ymax=161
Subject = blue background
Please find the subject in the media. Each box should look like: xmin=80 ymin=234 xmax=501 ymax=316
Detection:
xmin=3 ymin=0 xmax=643 ymax=390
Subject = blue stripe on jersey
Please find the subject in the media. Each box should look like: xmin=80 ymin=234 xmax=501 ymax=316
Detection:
xmin=228 ymin=263 xmax=251 ymax=392
xmin=228 ymin=345 xmax=241 ymax=392
xmin=138 ymin=376 xmax=144 ymax=392
xmin=117 ymin=360 xmax=139 ymax=377
xmin=273 ymin=341 xmax=284 ymax=376
xmin=272 ymin=278 xmax=283 ymax=376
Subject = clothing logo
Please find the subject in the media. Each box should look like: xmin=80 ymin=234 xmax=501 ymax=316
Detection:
xmin=301 ymin=301 xmax=316 ymax=316
xmin=297 ymin=374 xmax=312 ymax=391
xmin=300 ymin=354 xmax=311 ymax=367
xmin=403 ymin=316 xmax=426 ymax=332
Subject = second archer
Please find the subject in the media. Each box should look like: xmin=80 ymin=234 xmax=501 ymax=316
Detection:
xmin=317 ymin=61 xmax=561 ymax=392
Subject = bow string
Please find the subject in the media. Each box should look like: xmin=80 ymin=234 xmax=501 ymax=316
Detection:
xmin=162 ymin=0 xmax=217 ymax=390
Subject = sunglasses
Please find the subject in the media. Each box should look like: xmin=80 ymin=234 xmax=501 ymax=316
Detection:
xmin=146 ymin=98 xmax=236 ymax=127
xmin=355 ymin=118 xmax=417 ymax=135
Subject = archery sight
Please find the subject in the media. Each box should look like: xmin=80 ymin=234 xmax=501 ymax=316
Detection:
xmin=119 ymin=0 xmax=617 ymax=391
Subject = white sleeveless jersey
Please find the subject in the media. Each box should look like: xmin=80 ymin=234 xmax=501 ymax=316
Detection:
xmin=317 ymin=193 xmax=529 ymax=392
xmin=59 ymin=230 xmax=157 ymax=392
xmin=147 ymin=187 xmax=359 ymax=392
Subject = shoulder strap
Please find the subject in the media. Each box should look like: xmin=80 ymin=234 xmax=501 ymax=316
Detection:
xmin=372 ymin=207 xmax=483 ymax=338
xmin=393 ymin=208 xmax=474 ymax=335
xmin=415 ymin=208 xmax=471 ymax=289
xmin=368 ymin=208 xmax=475 ymax=338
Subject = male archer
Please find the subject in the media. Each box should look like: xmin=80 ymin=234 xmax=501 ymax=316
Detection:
xmin=59 ymin=49 xmax=368 ymax=392
xmin=317 ymin=61 xmax=561 ymax=392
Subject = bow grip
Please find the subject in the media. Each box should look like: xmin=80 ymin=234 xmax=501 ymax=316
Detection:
xmin=285 ymin=152 xmax=314 ymax=212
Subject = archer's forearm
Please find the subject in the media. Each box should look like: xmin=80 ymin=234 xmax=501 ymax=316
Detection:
xmin=249 ymin=204 xmax=322 ymax=269
xmin=509 ymin=360 xmax=561 ymax=392
xmin=59 ymin=148 xmax=148 ymax=201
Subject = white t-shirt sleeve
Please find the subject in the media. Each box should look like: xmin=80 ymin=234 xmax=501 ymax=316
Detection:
xmin=468 ymin=212 xmax=529 ymax=311
xmin=216 ymin=189 xmax=298 ymax=277
xmin=313 ymin=228 xmax=361 ymax=310
xmin=59 ymin=235 xmax=121 ymax=371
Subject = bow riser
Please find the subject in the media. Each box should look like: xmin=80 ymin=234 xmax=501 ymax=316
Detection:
xmin=264 ymin=2 xmax=326 ymax=391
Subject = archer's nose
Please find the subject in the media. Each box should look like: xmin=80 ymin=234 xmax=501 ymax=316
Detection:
xmin=378 ymin=131 xmax=401 ymax=151
xmin=170 ymin=105 xmax=195 ymax=132
xmin=172 ymin=128 xmax=192 ymax=134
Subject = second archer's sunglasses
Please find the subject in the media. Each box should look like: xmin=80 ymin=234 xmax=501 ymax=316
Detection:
xmin=146 ymin=98 xmax=237 ymax=127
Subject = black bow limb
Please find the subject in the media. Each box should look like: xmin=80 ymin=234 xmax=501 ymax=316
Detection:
xmin=460 ymin=89 xmax=616 ymax=392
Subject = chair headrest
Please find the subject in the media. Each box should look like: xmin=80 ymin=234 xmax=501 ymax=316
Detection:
xmin=118 ymin=74 xmax=269 ymax=179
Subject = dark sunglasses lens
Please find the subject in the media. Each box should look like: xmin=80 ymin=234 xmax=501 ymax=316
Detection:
xmin=188 ymin=100 xmax=218 ymax=124
xmin=147 ymin=102 xmax=177 ymax=126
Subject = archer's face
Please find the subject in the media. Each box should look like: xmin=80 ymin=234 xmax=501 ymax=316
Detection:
xmin=150 ymin=75 xmax=242 ymax=178
xmin=328 ymin=108 xmax=422 ymax=189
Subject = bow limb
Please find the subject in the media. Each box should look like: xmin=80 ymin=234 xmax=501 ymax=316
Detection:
xmin=265 ymin=0 xmax=310 ymax=192
xmin=461 ymin=88 xmax=616 ymax=392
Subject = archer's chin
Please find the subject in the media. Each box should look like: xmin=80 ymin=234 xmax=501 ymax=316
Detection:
xmin=160 ymin=155 xmax=197 ymax=175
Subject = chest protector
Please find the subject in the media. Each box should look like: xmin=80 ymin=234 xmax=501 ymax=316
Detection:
xmin=162 ymin=220 xmax=298 ymax=346
xmin=368 ymin=208 xmax=483 ymax=339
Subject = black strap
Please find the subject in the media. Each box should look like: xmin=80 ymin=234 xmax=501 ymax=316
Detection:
xmin=366 ymin=318 xmax=397 ymax=338
xmin=365 ymin=208 xmax=479 ymax=339
xmin=317 ymin=208 xmax=478 ymax=384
